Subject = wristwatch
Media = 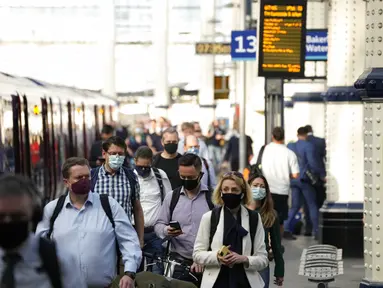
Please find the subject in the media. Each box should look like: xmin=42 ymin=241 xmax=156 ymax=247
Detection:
xmin=124 ymin=271 xmax=136 ymax=280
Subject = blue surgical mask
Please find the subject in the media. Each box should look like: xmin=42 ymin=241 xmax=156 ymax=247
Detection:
xmin=109 ymin=155 xmax=125 ymax=170
xmin=187 ymin=147 xmax=199 ymax=155
xmin=252 ymin=187 xmax=266 ymax=200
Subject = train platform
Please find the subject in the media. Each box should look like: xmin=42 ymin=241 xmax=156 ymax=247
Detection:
xmin=278 ymin=236 xmax=364 ymax=288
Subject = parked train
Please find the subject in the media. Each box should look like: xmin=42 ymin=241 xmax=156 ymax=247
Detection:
xmin=0 ymin=72 xmax=117 ymax=202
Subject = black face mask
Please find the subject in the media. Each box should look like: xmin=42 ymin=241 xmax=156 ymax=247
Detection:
xmin=136 ymin=166 xmax=151 ymax=178
xmin=0 ymin=221 xmax=29 ymax=250
xmin=221 ymin=193 xmax=243 ymax=209
xmin=182 ymin=178 xmax=200 ymax=191
xmin=164 ymin=143 xmax=178 ymax=154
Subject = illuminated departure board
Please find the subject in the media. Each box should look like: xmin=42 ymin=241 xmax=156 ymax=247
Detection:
xmin=258 ymin=0 xmax=307 ymax=78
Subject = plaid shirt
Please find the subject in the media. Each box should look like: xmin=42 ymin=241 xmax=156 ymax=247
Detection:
xmin=92 ymin=165 xmax=140 ymax=221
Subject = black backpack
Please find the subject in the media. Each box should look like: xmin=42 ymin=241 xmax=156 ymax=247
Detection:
xmin=169 ymin=186 xmax=215 ymax=220
xmin=46 ymin=194 xmax=121 ymax=272
xmin=38 ymin=237 xmax=63 ymax=288
xmin=249 ymin=145 xmax=266 ymax=175
xmin=208 ymin=207 xmax=259 ymax=255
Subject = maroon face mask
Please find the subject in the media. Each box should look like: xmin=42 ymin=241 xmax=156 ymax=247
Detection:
xmin=71 ymin=178 xmax=90 ymax=195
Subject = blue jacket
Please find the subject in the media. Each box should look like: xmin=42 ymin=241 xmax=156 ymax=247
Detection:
xmin=287 ymin=140 xmax=324 ymax=185
xmin=306 ymin=134 xmax=326 ymax=177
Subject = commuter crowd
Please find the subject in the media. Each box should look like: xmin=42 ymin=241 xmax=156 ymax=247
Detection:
xmin=0 ymin=118 xmax=326 ymax=288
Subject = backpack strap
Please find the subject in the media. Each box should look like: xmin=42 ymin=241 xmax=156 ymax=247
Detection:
xmin=47 ymin=195 xmax=66 ymax=239
xmin=100 ymin=194 xmax=115 ymax=228
xmin=99 ymin=194 xmax=122 ymax=272
xmin=122 ymin=167 xmax=138 ymax=205
xmin=208 ymin=207 xmax=222 ymax=251
xmin=204 ymin=189 xmax=214 ymax=210
xmin=152 ymin=167 xmax=164 ymax=203
xmin=169 ymin=187 xmax=182 ymax=221
xmin=246 ymin=207 xmax=259 ymax=256
xmin=201 ymin=158 xmax=211 ymax=189
xmin=39 ymin=237 xmax=63 ymax=288
xmin=90 ymin=166 xmax=101 ymax=192
xmin=255 ymin=145 xmax=266 ymax=172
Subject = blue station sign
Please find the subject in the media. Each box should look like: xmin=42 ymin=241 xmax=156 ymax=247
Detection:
xmin=230 ymin=30 xmax=257 ymax=61
xmin=305 ymin=29 xmax=328 ymax=61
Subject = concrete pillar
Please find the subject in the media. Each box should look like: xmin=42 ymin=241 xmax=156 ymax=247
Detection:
xmin=100 ymin=0 xmax=116 ymax=98
xmin=356 ymin=1 xmax=383 ymax=286
xmin=319 ymin=0 xmax=366 ymax=258
xmin=199 ymin=0 xmax=216 ymax=134
xmin=152 ymin=0 xmax=170 ymax=118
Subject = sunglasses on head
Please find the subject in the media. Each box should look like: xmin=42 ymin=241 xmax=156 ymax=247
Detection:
xmin=223 ymin=171 xmax=245 ymax=180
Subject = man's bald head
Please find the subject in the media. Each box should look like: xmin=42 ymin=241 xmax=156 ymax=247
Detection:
xmin=184 ymin=134 xmax=200 ymax=155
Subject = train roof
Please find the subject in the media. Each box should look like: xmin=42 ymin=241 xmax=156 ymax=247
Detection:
xmin=0 ymin=72 xmax=116 ymax=106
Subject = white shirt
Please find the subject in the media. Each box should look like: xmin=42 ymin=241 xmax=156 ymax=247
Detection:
xmin=261 ymin=142 xmax=299 ymax=196
xmin=0 ymin=233 xmax=86 ymax=288
xmin=135 ymin=168 xmax=172 ymax=227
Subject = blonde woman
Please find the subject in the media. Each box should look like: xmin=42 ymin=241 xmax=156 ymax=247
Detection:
xmin=193 ymin=171 xmax=268 ymax=288
xmin=247 ymin=173 xmax=284 ymax=287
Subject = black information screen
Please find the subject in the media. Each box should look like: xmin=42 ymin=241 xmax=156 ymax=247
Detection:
xmin=258 ymin=0 xmax=307 ymax=78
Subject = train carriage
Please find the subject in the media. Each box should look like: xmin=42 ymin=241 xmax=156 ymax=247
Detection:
xmin=0 ymin=72 xmax=116 ymax=203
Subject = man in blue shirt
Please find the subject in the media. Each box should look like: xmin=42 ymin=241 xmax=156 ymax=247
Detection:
xmin=0 ymin=174 xmax=85 ymax=288
xmin=284 ymin=127 xmax=324 ymax=240
xmin=36 ymin=157 xmax=142 ymax=288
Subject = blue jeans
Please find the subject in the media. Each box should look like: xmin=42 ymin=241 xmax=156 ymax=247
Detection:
xmin=284 ymin=183 xmax=319 ymax=235
xmin=143 ymin=231 xmax=164 ymax=274
xmin=259 ymin=266 xmax=270 ymax=288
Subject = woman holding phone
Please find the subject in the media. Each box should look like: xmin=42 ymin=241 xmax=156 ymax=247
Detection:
xmin=193 ymin=171 xmax=268 ymax=288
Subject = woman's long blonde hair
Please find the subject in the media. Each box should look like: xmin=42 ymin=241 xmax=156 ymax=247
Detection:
xmin=248 ymin=173 xmax=276 ymax=228
xmin=212 ymin=171 xmax=253 ymax=206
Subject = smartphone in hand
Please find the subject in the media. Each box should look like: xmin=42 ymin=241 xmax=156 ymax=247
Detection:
xmin=169 ymin=221 xmax=181 ymax=231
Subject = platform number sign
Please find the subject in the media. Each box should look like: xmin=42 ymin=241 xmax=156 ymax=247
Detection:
xmin=230 ymin=30 xmax=257 ymax=61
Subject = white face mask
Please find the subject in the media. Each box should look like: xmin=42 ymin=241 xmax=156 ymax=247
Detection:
xmin=109 ymin=155 xmax=125 ymax=170
xmin=252 ymin=187 xmax=266 ymax=200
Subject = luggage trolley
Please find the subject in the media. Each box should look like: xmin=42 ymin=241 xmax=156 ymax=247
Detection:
xmin=299 ymin=245 xmax=344 ymax=288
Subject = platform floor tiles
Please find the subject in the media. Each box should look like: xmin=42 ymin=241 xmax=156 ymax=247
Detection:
xmin=274 ymin=236 xmax=364 ymax=288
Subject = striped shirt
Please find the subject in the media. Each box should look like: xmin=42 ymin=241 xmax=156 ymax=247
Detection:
xmin=92 ymin=165 xmax=140 ymax=220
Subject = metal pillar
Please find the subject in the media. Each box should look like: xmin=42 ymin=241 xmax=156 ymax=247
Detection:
xmin=264 ymin=78 xmax=284 ymax=144
xmin=355 ymin=69 xmax=383 ymax=287
xmin=319 ymin=0 xmax=366 ymax=258
xmin=238 ymin=0 xmax=247 ymax=172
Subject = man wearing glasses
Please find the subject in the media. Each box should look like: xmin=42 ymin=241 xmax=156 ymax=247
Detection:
xmin=92 ymin=136 xmax=145 ymax=249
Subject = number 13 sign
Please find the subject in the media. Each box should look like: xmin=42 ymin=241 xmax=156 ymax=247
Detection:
xmin=230 ymin=30 xmax=257 ymax=61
